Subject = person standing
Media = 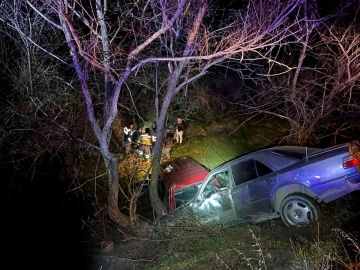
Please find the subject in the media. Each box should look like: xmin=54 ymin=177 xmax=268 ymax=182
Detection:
xmin=151 ymin=121 xmax=157 ymax=155
xmin=132 ymin=126 xmax=142 ymax=149
xmin=174 ymin=117 xmax=186 ymax=144
xmin=162 ymin=133 xmax=174 ymax=159
xmin=166 ymin=123 xmax=176 ymax=138
xmin=140 ymin=128 xmax=152 ymax=161
xmin=123 ymin=122 xmax=135 ymax=156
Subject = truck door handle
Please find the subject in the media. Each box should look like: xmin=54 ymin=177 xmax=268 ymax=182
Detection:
xmin=263 ymin=179 xmax=272 ymax=185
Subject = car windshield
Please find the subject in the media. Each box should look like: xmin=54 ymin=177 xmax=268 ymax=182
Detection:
xmin=175 ymin=184 xmax=201 ymax=208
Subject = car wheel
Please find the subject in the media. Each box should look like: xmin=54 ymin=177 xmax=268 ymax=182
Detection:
xmin=280 ymin=194 xmax=320 ymax=226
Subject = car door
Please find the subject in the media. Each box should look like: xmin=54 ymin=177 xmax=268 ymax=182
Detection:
xmin=190 ymin=169 xmax=237 ymax=224
xmin=230 ymin=159 xmax=277 ymax=222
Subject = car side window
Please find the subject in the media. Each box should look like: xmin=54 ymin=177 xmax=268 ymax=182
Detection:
xmin=231 ymin=159 xmax=257 ymax=186
xmin=255 ymin=160 xmax=273 ymax=177
xmin=200 ymin=170 xmax=229 ymax=199
xmin=213 ymin=171 xmax=229 ymax=189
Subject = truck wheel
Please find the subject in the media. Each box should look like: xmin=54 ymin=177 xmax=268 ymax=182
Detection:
xmin=280 ymin=194 xmax=320 ymax=226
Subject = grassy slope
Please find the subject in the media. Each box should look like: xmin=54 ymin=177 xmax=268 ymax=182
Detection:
xmin=172 ymin=118 xmax=285 ymax=170
xmin=149 ymin=119 xmax=360 ymax=270
xmin=80 ymin=117 xmax=359 ymax=269
xmin=77 ymin=116 xmax=284 ymax=185
xmin=149 ymin=119 xmax=300 ymax=270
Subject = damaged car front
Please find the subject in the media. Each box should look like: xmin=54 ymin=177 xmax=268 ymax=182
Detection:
xmin=188 ymin=152 xmax=300 ymax=226
xmin=189 ymin=168 xmax=239 ymax=225
xmin=159 ymin=156 xmax=209 ymax=213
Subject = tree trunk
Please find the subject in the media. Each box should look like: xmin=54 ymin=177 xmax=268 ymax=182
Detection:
xmin=149 ymin=150 xmax=167 ymax=216
xmin=148 ymin=2 xmax=205 ymax=213
xmin=149 ymin=70 xmax=181 ymax=216
xmin=149 ymin=102 xmax=171 ymax=216
xmin=291 ymin=1 xmax=311 ymax=94
xmin=105 ymin=154 xmax=131 ymax=228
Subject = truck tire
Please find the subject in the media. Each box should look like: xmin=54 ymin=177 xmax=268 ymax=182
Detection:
xmin=280 ymin=194 xmax=320 ymax=226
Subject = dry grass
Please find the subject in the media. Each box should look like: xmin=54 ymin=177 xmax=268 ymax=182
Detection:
xmin=289 ymin=227 xmax=360 ymax=269
xmin=79 ymin=116 xmax=360 ymax=270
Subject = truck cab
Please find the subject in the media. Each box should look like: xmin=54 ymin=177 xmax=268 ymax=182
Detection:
xmin=159 ymin=156 xmax=209 ymax=212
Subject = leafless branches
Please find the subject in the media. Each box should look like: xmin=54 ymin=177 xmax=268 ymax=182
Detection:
xmin=2 ymin=0 xmax=336 ymax=224
xmin=321 ymin=22 xmax=360 ymax=106
xmin=227 ymin=3 xmax=360 ymax=145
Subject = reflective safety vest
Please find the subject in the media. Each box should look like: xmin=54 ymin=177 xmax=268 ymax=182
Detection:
xmin=140 ymin=133 xmax=152 ymax=146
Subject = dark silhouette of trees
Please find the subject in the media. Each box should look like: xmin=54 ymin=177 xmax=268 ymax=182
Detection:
xmin=228 ymin=2 xmax=360 ymax=145
xmin=0 ymin=0 xmax=92 ymax=181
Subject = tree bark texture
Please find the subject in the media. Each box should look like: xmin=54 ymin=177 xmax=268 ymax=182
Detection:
xmin=150 ymin=68 xmax=184 ymax=216
xmin=105 ymin=156 xmax=131 ymax=228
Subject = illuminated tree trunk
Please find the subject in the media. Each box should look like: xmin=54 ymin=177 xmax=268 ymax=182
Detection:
xmin=149 ymin=82 xmax=177 ymax=216
xmin=149 ymin=2 xmax=207 ymax=216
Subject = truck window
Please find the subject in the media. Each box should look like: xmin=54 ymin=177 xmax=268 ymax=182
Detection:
xmin=231 ymin=159 xmax=257 ymax=186
xmin=175 ymin=184 xmax=200 ymax=209
xmin=255 ymin=160 xmax=273 ymax=177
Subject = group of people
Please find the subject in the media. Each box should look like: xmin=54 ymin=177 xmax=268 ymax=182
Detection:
xmin=123 ymin=123 xmax=152 ymax=160
xmin=123 ymin=117 xmax=186 ymax=161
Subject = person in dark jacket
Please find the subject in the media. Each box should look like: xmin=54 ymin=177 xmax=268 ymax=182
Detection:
xmin=131 ymin=126 xmax=142 ymax=149
xmin=166 ymin=123 xmax=176 ymax=138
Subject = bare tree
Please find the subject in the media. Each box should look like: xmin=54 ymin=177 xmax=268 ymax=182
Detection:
xmin=321 ymin=22 xmax=360 ymax=108
xmin=145 ymin=0 xmax=309 ymax=214
xmin=228 ymin=3 xmax=360 ymax=145
xmin=11 ymin=0 xmax=311 ymax=225
xmin=0 ymin=0 xmax=94 ymax=182
xmin=23 ymin=0 xmax=194 ymax=227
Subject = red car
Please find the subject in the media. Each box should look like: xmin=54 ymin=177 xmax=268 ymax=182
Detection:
xmin=159 ymin=156 xmax=209 ymax=212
